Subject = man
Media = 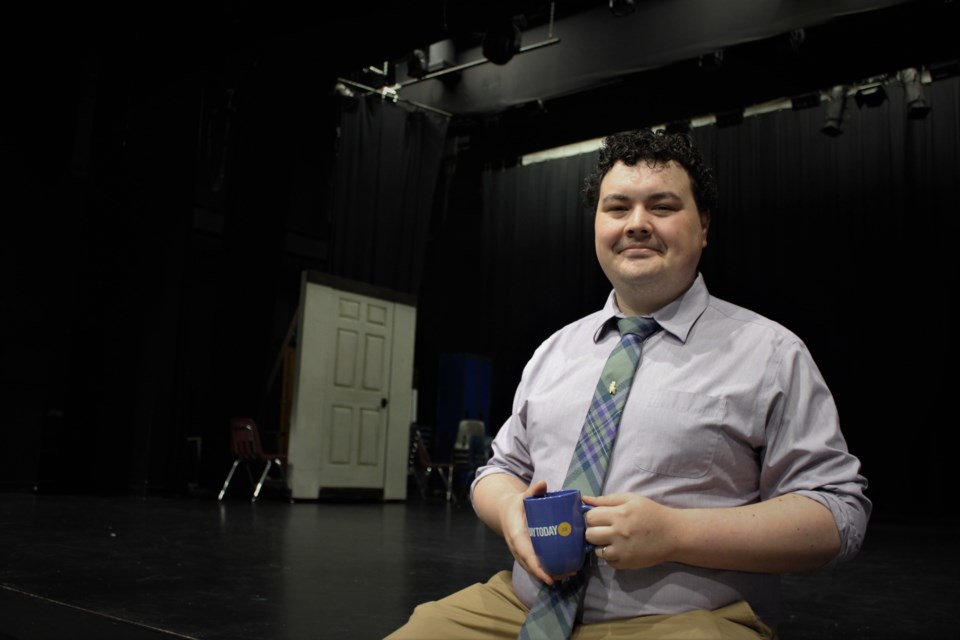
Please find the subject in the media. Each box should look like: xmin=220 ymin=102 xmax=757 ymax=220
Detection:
xmin=387 ymin=129 xmax=870 ymax=639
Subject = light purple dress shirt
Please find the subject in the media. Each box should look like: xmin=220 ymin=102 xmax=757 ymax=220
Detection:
xmin=471 ymin=273 xmax=871 ymax=628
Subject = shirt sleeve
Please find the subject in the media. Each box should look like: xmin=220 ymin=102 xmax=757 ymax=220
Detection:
xmin=470 ymin=361 xmax=537 ymax=499
xmin=472 ymin=412 xmax=534 ymax=485
xmin=760 ymin=337 xmax=872 ymax=566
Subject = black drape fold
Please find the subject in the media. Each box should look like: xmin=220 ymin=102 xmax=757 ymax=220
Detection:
xmin=330 ymin=95 xmax=449 ymax=295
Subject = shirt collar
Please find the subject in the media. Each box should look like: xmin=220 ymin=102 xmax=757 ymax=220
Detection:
xmin=592 ymin=273 xmax=709 ymax=344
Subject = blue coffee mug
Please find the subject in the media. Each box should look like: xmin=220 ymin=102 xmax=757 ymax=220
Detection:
xmin=523 ymin=488 xmax=594 ymax=576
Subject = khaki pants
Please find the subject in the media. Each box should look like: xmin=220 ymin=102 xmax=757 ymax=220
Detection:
xmin=386 ymin=571 xmax=777 ymax=640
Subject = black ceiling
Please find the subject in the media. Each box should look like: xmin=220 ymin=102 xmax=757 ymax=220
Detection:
xmin=13 ymin=0 xmax=960 ymax=163
xmin=437 ymin=0 xmax=960 ymax=159
xmin=309 ymin=0 xmax=959 ymax=159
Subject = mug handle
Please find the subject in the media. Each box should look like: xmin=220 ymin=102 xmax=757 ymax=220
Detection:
xmin=581 ymin=504 xmax=595 ymax=553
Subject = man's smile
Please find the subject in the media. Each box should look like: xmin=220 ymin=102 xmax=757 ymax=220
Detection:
xmin=617 ymin=243 xmax=660 ymax=256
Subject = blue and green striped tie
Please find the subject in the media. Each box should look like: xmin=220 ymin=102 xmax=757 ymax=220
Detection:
xmin=518 ymin=316 xmax=660 ymax=640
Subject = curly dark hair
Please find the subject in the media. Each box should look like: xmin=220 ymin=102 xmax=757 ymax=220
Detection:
xmin=582 ymin=129 xmax=718 ymax=217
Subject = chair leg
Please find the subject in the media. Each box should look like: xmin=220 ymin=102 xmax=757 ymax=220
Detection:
xmin=439 ymin=467 xmax=455 ymax=503
xmin=253 ymin=459 xmax=284 ymax=502
xmin=218 ymin=459 xmax=241 ymax=501
xmin=252 ymin=460 xmax=272 ymax=502
xmin=412 ymin=468 xmax=428 ymax=499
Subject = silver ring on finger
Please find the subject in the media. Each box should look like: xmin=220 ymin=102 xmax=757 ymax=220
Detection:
xmin=600 ymin=545 xmax=607 ymax=561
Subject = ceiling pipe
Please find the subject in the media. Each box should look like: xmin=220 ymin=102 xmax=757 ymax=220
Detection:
xmin=393 ymin=37 xmax=561 ymax=89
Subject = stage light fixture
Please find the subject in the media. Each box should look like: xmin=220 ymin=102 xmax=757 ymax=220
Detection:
xmin=820 ymin=85 xmax=848 ymax=137
xmin=791 ymin=92 xmax=821 ymax=110
xmin=698 ymin=49 xmax=723 ymax=72
xmin=928 ymin=59 xmax=959 ymax=81
xmin=715 ymin=108 xmax=743 ymax=128
xmin=899 ymin=67 xmax=931 ymax=119
xmin=854 ymin=84 xmax=887 ymax=108
xmin=359 ymin=62 xmax=395 ymax=89
xmin=609 ymin=0 xmax=636 ymax=17
xmin=482 ymin=19 xmax=522 ymax=65
xmin=407 ymin=49 xmax=428 ymax=79
xmin=788 ymin=28 xmax=806 ymax=55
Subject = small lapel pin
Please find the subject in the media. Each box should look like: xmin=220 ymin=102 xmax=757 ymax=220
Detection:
xmin=609 ymin=380 xmax=617 ymax=395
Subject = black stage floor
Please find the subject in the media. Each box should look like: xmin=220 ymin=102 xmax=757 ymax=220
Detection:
xmin=0 ymin=485 xmax=956 ymax=640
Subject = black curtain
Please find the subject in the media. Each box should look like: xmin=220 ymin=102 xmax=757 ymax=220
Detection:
xmin=480 ymin=151 xmax=606 ymax=423
xmin=480 ymin=76 xmax=960 ymax=519
xmin=330 ymin=94 xmax=450 ymax=295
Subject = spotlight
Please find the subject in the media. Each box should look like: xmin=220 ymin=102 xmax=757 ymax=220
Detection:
xmin=928 ymin=59 xmax=959 ymax=81
xmin=698 ymin=50 xmax=723 ymax=72
xmin=482 ymin=19 xmax=521 ymax=65
xmin=820 ymin=85 xmax=848 ymax=137
xmin=407 ymin=49 xmax=428 ymax=79
xmin=715 ymin=108 xmax=743 ymax=128
xmin=359 ymin=62 xmax=395 ymax=89
xmin=791 ymin=92 xmax=821 ymax=110
xmin=899 ymin=67 xmax=931 ymax=119
xmin=854 ymin=85 xmax=887 ymax=108
xmin=787 ymin=28 xmax=806 ymax=55
xmin=609 ymin=0 xmax=636 ymax=17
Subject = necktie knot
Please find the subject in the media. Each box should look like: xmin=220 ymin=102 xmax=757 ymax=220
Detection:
xmin=617 ymin=316 xmax=660 ymax=341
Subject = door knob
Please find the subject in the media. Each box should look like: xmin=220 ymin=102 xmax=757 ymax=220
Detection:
xmin=380 ymin=398 xmax=389 ymax=408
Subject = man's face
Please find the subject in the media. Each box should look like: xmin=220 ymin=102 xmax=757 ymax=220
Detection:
xmin=594 ymin=160 xmax=708 ymax=310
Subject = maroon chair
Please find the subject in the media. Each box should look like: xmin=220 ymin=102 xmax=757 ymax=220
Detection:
xmin=217 ymin=417 xmax=287 ymax=502
xmin=410 ymin=425 xmax=455 ymax=502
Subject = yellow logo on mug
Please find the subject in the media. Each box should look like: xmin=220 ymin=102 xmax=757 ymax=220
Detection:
xmin=557 ymin=522 xmax=572 ymax=537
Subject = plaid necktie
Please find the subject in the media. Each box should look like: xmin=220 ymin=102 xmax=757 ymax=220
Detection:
xmin=518 ymin=316 xmax=660 ymax=640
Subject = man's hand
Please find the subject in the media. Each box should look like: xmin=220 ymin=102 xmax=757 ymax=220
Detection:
xmin=474 ymin=475 xmax=573 ymax=585
xmin=582 ymin=491 xmax=841 ymax=573
xmin=582 ymin=492 xmax=679 ymax=568
xmin=499 ymin=479 xmax=565 ymax=585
